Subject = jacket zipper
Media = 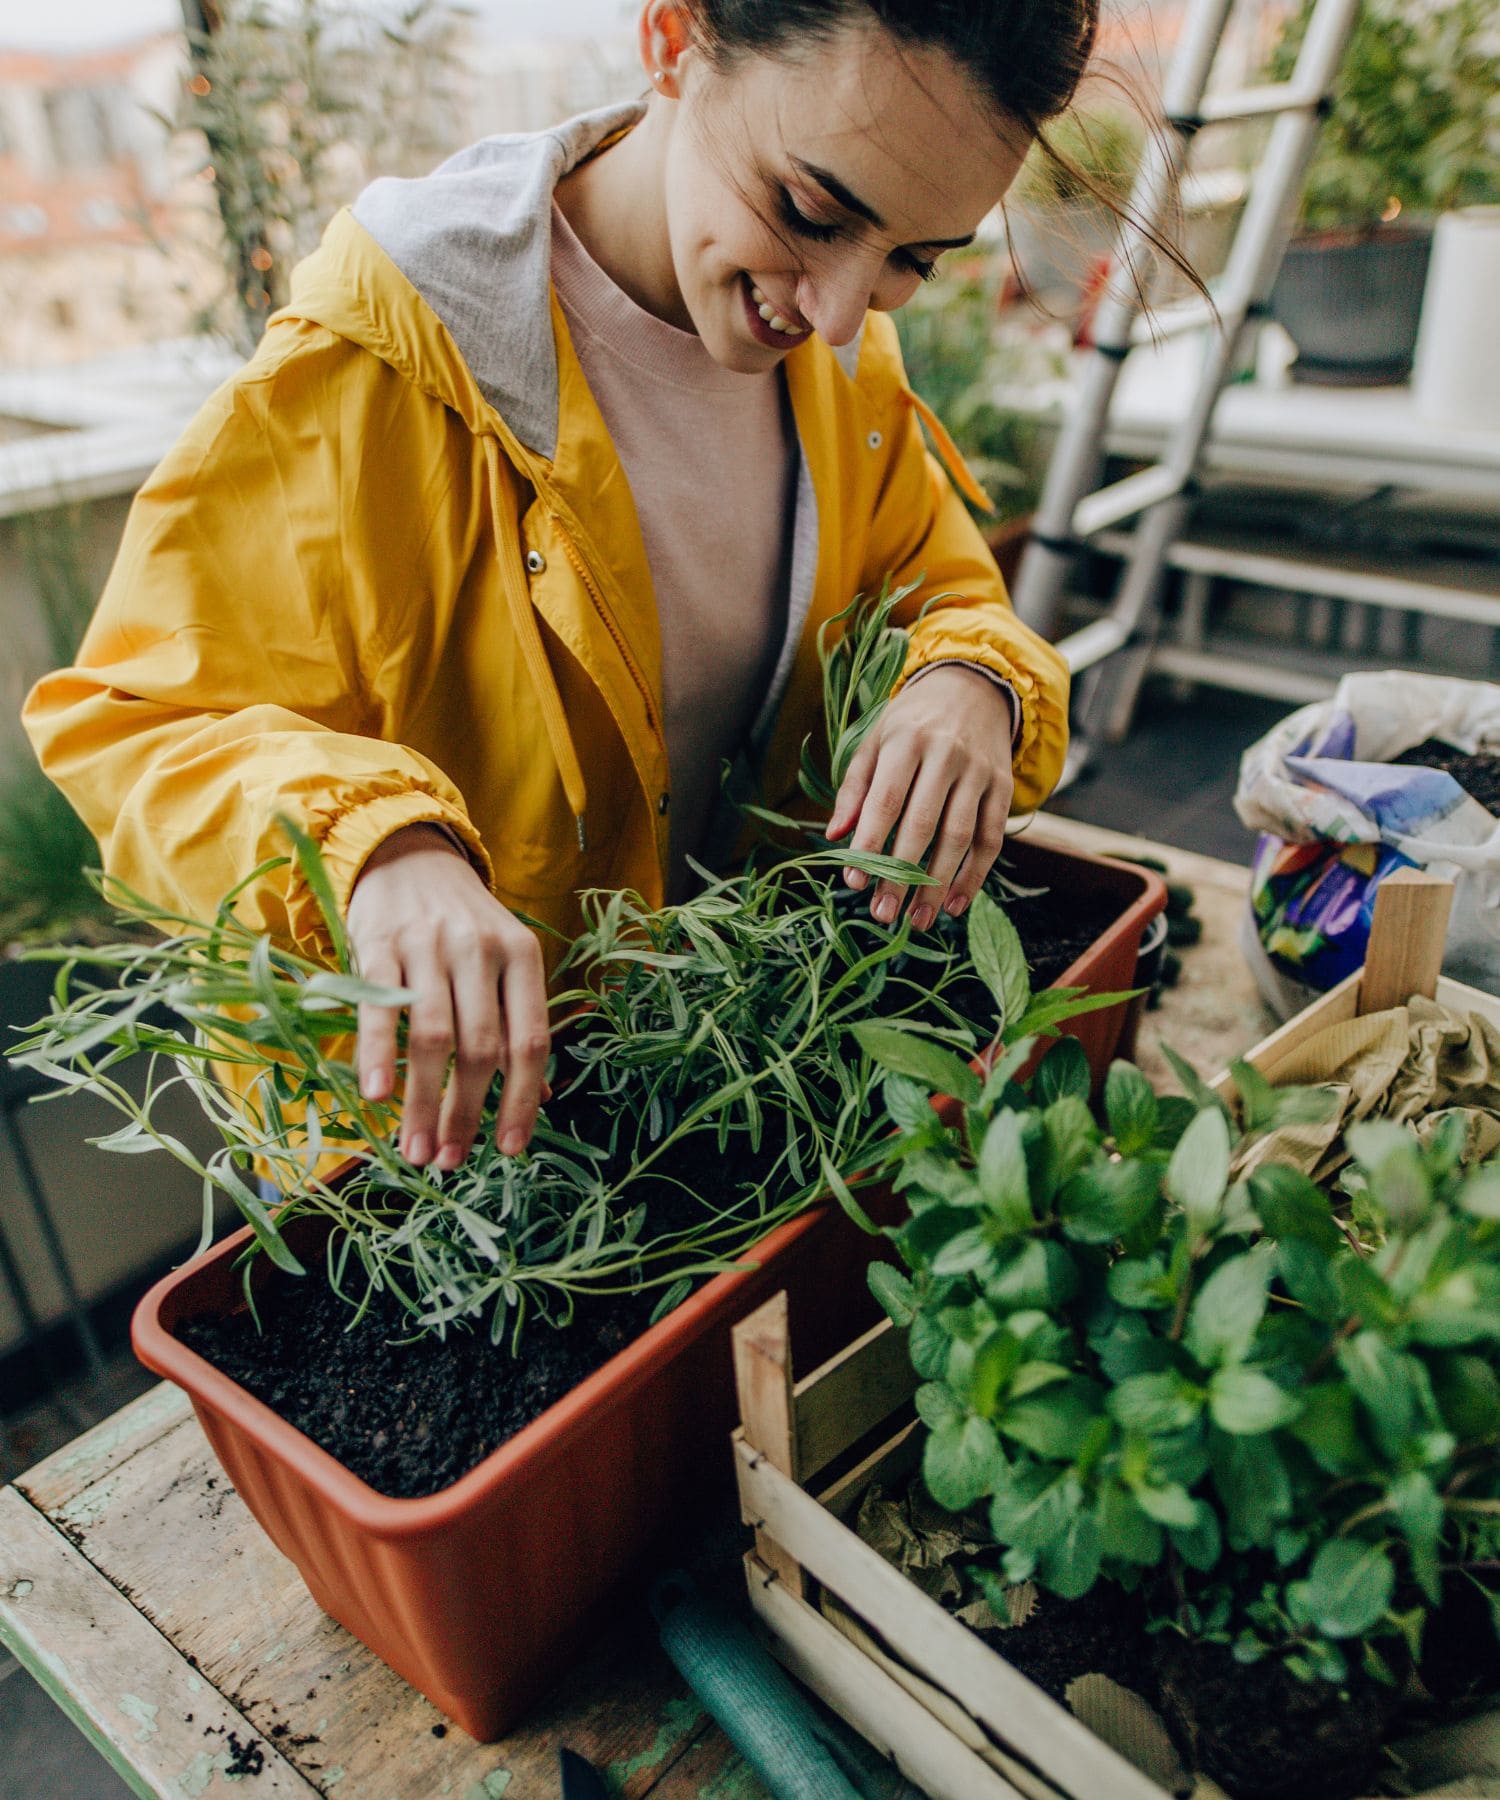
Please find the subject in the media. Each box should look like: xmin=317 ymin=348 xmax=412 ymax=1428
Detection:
xmin=550 ymin=510 xmax=661 ymax=742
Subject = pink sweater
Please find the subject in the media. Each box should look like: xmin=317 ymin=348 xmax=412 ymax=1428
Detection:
xmin=550 ymin=202 xmax=797 ymax=898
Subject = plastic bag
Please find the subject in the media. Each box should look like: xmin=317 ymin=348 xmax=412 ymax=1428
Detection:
xmin=1233 ymin=672 xmax=1500 ymax=1017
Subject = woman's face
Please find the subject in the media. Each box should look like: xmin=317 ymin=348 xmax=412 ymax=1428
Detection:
xmin=653 ymin=16 xmax=1028 ymax=371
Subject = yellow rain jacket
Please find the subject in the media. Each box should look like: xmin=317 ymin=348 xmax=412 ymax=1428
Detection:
xmin=24 ymin=102 xmax=1068 ymax=976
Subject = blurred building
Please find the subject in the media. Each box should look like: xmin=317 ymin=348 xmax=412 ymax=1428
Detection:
xmin=0 ymin=34 xmax=224 ymax=368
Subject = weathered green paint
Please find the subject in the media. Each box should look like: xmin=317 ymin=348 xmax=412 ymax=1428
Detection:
xmin=177 ymin=1749 xmax=228 ymax=1796
xmin=3 ymin=1578 xmax=33 ymax=1598
xmin=607 ymin=1695 xmax=704 ymax=1783
xmin=120 ymin=1693 xmax=160 ymax=1742
xmin=462 ymin=1773 xmax=511 ymax=1800
xmin=323 ymin=1768 xmax=346 ymax=1786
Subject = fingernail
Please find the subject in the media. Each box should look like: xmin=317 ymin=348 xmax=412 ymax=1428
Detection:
xmin=873 ymin=893 xmax=897 ymax=924
xmin=946 ymin=893 xmax=970 ymax=918
xmin=541 ymin=1079 xmax=553 ymax=1103
xmin=910 ymin=905 xmax=935 ymax=931
xmin=407 ymin=1132 xmax=432 ymax=1166
xmin=845 ymin=868 xmax=868 ymax=891
xmin=434 ymin=1143 xmax=462 ymax=1171
xmin=500 ymin=1128 xmax=526 ymax=1157
xmin=363 ymin=1068 xmax=391 ymax=1102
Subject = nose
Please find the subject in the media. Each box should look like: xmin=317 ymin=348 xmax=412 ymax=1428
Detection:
xmin=796 ymin=261 xmax=878 ymax=348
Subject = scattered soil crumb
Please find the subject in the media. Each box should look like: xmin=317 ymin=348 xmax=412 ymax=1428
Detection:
xmin=224 ymin=1731 xmax=265 ymax=1776
xmin=431 ymin=1723 xmax=448 ymax=1738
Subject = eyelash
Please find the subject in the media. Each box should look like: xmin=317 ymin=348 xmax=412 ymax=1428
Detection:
xmin=775 ymin=187 xmax=940 ymax=283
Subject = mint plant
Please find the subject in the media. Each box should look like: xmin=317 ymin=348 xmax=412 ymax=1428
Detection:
xmin=864 ymin=949 xmax=1500 ymax=1689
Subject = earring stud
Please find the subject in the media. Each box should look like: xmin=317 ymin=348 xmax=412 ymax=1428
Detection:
xmin=654 ymin=70 xmax=666 ymax=82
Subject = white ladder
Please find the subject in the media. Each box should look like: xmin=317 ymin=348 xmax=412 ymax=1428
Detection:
xmin=1012 ymin=0 xmax=1363 ymax=768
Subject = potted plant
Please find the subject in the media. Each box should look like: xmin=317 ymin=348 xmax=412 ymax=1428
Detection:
xmin=734 ymin=950 xmax=1500 ymax=1797
xmin=9 ymin=582 xmax=1162 ymax=1738
xmin=1267 ymin=0 xmax=1500 ymax=385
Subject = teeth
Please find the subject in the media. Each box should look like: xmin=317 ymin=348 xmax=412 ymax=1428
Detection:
xmin=748 ymin=279 xmax=806 ymax=336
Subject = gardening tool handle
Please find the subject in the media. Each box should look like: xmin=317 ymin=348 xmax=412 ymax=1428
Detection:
xmin=651 ymin=1572 xmax=864 ymax=1800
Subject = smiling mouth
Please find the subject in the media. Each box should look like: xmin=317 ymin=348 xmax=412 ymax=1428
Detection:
xmin=746 ymin=277 xmax=808 ymax=338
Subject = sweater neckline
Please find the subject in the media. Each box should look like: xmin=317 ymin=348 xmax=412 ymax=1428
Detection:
xmin=550 ymin=200 xmax=774 ymax=396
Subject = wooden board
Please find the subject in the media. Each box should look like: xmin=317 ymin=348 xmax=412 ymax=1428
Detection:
xmin=0 ymin=1483 xmax=316 ymax=1798
xmin=4 ymin=1403 xmax=758 ymax=1798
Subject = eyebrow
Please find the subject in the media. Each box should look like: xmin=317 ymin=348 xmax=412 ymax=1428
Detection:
xmin=790 ymin=156 xmax=977 ymax=250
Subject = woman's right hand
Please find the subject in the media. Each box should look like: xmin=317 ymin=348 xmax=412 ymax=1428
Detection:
xmin=345 ymin=824 xmax=551 ymax=1170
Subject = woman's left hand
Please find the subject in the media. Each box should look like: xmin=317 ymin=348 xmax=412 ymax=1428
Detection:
xmin=826 ymin=665 xmax=1015 ymax=929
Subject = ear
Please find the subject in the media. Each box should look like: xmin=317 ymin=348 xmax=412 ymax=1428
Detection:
xmin=640 ymin=0 xmax=692 ymax=98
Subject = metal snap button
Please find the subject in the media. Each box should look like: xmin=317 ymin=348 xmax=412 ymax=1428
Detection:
xmin=867 ymin=430 xmax=883 ymax=450
xmin=658 ymin=791 xmax=670 ymax=815
xmin=525 ymin=549 xmax=546 ymax=574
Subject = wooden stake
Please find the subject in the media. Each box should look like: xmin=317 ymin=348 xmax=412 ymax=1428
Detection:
xmin=732 ymin=1292 xmax=804 ymax=1597
xmin=1360 ymin=868 xmax=1455 ymax=1016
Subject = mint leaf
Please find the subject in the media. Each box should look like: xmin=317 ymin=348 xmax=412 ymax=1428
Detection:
xmin=1104 ymin=1060 xmax=1158 ymax=1156
xmin=1167 ymin=1105 xmax=1232 ymax=1234
xmin=1290 ymin=1539 xmax=1395 ymax=1638
xmin=1209 ymin=1366 xmax=1304 ymax=1435
xmin=850 ymin=1022 xmax=981 ymax=1105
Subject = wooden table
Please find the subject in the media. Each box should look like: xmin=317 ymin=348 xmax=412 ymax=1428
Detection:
xmin=0 ymin=820 xmax=1273 ymax=1799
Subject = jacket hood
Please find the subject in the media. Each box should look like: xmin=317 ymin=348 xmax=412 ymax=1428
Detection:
xmin=287 ymin=100 xmax=646 ymax=456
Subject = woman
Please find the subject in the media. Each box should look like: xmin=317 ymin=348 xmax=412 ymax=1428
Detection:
xmin=24 ymin=0 xmax=1091 ymax=1177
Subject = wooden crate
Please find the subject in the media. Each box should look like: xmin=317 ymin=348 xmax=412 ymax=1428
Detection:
xmin=730 ymin=869 xmax=1500 ymax=1800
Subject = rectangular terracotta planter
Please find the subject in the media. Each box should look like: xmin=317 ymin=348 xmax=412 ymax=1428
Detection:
xmin=131 ymin=840 xmax=1165 ymax=1740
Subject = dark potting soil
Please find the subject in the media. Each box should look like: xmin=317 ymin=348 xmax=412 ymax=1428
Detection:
xmin=1154 ymin=1629 xmax=1402 ymax=1800
xmin=179 ymin=1269 xmax=656 ymax=1499
xmin=979 ymin=1583 xmax=1149 ymax=1704
xmin=980 ymin=1583 xmax=1397 ymax=1800
xmin=1393 ymin=738 xmax=1500 ymax=814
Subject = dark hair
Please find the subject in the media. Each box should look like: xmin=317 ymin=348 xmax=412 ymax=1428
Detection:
xmin=682 ymin=0 xmax=1096 ymax=138
xmin=679 ymin=0 xmax=1205 ymax=309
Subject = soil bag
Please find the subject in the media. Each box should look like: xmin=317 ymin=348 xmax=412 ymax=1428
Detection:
xmin=1233 ymin=672 xmax=1500 ymax=1017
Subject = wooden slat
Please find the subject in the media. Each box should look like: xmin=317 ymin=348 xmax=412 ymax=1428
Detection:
xmin=0 ymin=1483 xmax=316 ymax=1798
xmin=732 ymin=1293 xmax=804 ymax=1596
xmin=1361 ymin=870 xmax=1455 ymax=1015
xmin=746 ymin=1559 xmax=1027 ymax=1800
xmin=793 ymin=1315 xmax=918 ymax=1482
xmin=734 ymin=1440 xmax=1168 ymax=1800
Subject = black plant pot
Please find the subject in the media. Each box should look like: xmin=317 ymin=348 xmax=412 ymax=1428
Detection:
xmin=1270 ymin=224 xmax=1434 ymax=386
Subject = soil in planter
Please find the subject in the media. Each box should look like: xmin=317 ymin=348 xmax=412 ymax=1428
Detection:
xmin=1154 ymin=1630 xmax=1403 ymax=1800
xmin=180 ymin=1266 xmax=664 ymax=1498
xmin=1394 ymin=739 xmax=1500 ymax=815
xmin=980 ymin=1583 xmax=1149 ymax=1704
xmin=964 ymin=1569 xmax=1430 ymax=1800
